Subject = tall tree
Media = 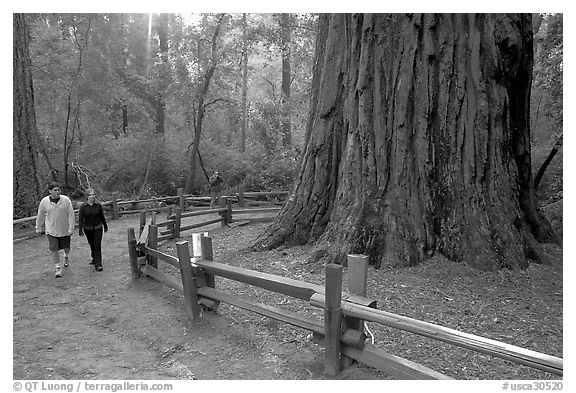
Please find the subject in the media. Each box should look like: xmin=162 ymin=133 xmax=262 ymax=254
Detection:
xmin=279 ymin=13 xmax=292 ymax=147
xmin=154 ymin=13 xmax=170 ymax=134
xmin=62 ymin=15 xmax=91 ymax=187
xmin=14 ymin=13 xmax=42 ymax=218
xmin=240 ymin=13 xmax=249 ymax=152
xmin=184 ymin=14 xmax=226 ymax=194
xmin=253 ymin=14 xmax=557 ymax=270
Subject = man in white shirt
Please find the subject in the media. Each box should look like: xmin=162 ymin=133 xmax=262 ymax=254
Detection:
xmin=35 ymin=182 xmax=75 ymax=278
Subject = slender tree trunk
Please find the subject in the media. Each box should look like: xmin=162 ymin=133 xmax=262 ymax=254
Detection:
xmin=280 ymin=13 xmax=292 ymax=147
xmin=155 ymin=13 xmax=169 ymax=134
xmin=184 ymin=15 xmax=225 ymax=194
xmin=63 ymin=95 xmax=72 ymax=186
xmin=138 ymin=152 xmax=154 ymax=199
xmin=240 ymin=13 xmax=248 ymax=152
xmin=13 ymin=13 xmax=41 ymax=218
xmin=253 ymin=14 xmax=557 ymax=270
xmin=185 ymin=105 xmax=204 ymax=194
xmin=122 ymin=104 xmax=128 ymax=134
xmin=63 ymin=15 xmax=90 ymax=188
xmin=534 ymin=134 xmax=563 ymax=190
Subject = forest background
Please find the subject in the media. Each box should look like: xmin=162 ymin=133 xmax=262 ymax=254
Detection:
xmin=12 ymin=12 xmax=562 ymax=232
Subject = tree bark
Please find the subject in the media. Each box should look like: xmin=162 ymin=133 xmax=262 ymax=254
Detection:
xmin=13 ymin=13 xmax=41 ymax=218
xmin=184 ymin=15 xmax=225 ymax=194
xmin=240 ymin=13 xmax=248 ymax=153
xmin=253 ymin=13 xmax=557 ymax=270
xmin=154 ymin=13 xmax=169 ymax=134
xmin=534 ymin=134 xmax=562 ymax=190
xmin=280 ymin=13 xmax=292 ymax=147
xmin=63 ymin=15 xmax=90 ymax=188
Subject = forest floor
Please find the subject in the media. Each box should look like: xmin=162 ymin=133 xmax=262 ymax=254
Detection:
xmin=12 ymin=208 xmax=563 ymax=381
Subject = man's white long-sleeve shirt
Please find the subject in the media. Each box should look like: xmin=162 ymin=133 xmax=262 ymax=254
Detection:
xmin=35 ymin=195 xmax=75 ymax=237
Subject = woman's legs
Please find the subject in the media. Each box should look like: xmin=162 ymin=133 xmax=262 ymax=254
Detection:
xmin=87 ymin=228 xmax=104 ymax=269
xmin=84 ymin=229 xmax=97 ymax=265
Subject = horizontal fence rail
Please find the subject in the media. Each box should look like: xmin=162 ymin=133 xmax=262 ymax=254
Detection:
xmin=14 ymin=188 xmax=288 ymax=241
xmin=127 ymin=226 xmax=563 ymax=379
xmin=309 ymin=294 xmax=563 ymax=376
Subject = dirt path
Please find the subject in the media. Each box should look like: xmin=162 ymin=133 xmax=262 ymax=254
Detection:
xmin=12 ymin=213 xmax=379 ymax=380
xmin=13 ymin=211 xmax=562 ymax=380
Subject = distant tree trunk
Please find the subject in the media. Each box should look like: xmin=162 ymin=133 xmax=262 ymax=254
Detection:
xmin=280 ymin=13 xmax=292 ymax=147
xmin=240 ymin=13 xmax=248 ymax=152
xmin=13 ymin=13 xmax=41 ymax=218
xmin=184 ymin=15 xmax=225 ymax=194
xmin=154 ymin=13 xmax=169 ymax=134
xmin=122 ymin=103 xmax=128 ymax=134
xmin=253 ymin=14 xmax=557 ymax=270
xmin=63 ymin=15 xmax=90 ymax=188
xmin=138 ymin=152 xmax=154 ymax=199
xmin=534 ymin=134 xmax=562 ymax=190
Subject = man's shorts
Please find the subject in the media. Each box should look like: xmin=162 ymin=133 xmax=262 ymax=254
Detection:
xmin=47 ymin=235 xmax=71 ymax=251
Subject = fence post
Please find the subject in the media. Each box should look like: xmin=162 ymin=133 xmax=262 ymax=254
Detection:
xmin=151 ymin=211 xmax=157 ymax=226
xmin=139 ymin=211 xmax=147 ymax=237
xmin=112 ymin=195 xmax=119 ymax=219
xmin=341 ymin=254 xmax=369 ymax=369
xmin=200 ymin=235 xmax=215 ymax=288
xmin=238 ymin=184 xmax=245 ymax=208
xmin=226 ymin=198 xmax=233 ymax=224
xmin=127 ymin=228 xmax=140 ymax=280
xmin=178 ymin=187 xmax=185 ymax=212
xmin=173 ymin=207 xmax=182 ymax=238
xmin=167 ymin=205 xmax=175 ymax=236
xmin=192 ymin=232 xmax=208 ymax=259
xmin=148 ymin=225 xmax=158 ymax=268
xmin=218 ymin=197 xmax=226 ymax=227
xmin=325 ymin=263 xmax=343 ymax=377
xmin=176 ymin=241 xmax=201 ymax=322
xmin=198 ymin=235 xmax=219 ymax=312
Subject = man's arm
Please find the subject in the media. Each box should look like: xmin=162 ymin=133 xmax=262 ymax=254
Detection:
xmin=35 ymin=199 xmax=45 ymax=234
xmin=67 ymin=198 xmax=76 ymax=235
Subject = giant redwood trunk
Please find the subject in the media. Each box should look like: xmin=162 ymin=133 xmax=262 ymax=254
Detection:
xmin=253 ymin=14 xmax=557 ymax=270
xmin=13 ymin=13 xmax=41 ymax=218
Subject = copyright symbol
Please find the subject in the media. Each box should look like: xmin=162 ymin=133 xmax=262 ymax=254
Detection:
xmin=13 ymin=382 xmax=22 ymax=391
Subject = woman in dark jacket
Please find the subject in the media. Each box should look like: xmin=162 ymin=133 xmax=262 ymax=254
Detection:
xmin=78 ymin=188 xmax=108 ymax=271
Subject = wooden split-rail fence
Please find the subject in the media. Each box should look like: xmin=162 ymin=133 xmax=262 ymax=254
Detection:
xmin=127 ymin=228 xmax=563 ymax=379
xmin=13 ymin=187 xmax=287 ymax=240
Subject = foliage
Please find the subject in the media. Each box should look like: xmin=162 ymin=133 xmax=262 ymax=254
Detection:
xmin=18 ymin=13 xmax=561 ymax=216
xmin=531 ymin=13 xmax=563 ymax=204
xmin=21 ymin=12 xmax=316 ymax=205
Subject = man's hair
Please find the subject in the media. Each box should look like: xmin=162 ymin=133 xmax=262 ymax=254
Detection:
xmin=48 ymin=182 xmax=61 ymax=191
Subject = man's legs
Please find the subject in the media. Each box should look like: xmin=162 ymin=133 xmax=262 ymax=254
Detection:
xmin=51 ymin=250 xmax=61 ymax=277
xmin=63 ymin=247 xmax=70 ymax=267
xmin=48 ymin=236 xmax=62 ymax=278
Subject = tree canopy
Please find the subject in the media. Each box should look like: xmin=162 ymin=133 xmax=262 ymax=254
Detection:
xmin=21 ymin=13 xmax=317 ymax=202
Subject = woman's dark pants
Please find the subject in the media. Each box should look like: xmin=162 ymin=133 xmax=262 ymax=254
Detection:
xmin=84 ymin=228 xmax=103 ymax=267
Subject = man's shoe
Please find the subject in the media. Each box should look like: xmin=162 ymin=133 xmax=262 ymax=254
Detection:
xmin=95 ymin=265 xmax=103 ymax=272
xmin=55 ymin=266 xmax=62 ymax=278
xmin=64 ymin=256 xmax=69 ymax=267
xmin=89 ymin=260 xmax=95 ymax=265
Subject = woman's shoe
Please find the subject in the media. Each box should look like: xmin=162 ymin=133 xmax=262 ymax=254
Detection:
xmin=95 ymin=265 xmax=103 ymax=271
